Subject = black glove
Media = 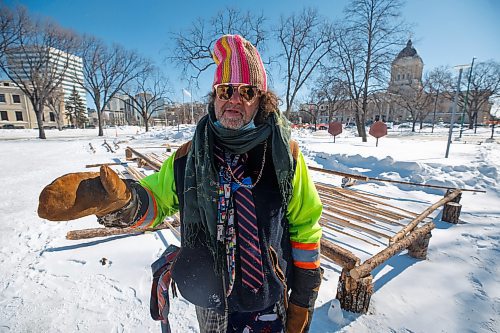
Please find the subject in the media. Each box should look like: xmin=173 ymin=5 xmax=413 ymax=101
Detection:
xmin=287 ymin=266 xmax=323 ymax=333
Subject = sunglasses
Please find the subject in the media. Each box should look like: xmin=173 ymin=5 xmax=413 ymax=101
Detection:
xmin=214 ymin=84 xmax=260 ymax=103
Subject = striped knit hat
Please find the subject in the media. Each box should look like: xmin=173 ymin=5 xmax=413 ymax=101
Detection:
xmin=212 ymin=34 xmax=267 ymax=91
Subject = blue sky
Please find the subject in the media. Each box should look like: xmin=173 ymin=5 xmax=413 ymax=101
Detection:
xmin=4 ymin=0 xmax=500 ymax=104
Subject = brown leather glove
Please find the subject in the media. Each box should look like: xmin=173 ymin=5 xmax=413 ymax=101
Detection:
xmin=38 ymin=165 xmax=131 ymax=221
xmin=286 ymin=302 xmax=309 ymax=333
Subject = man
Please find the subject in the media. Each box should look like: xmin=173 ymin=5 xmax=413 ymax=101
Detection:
xmin=38 ymin=34 xmax=323 ymax=333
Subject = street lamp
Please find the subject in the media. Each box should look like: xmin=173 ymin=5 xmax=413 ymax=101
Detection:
xmin=445 ymin=64 xmax=470 ymax=158
xmin=459 ymin=57 xmax=476 ymax=138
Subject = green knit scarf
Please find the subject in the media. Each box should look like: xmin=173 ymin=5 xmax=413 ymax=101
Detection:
xmin=182 ymin=110 xmax=294 ymax=274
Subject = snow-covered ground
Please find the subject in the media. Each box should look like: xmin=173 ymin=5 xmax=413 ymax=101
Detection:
xmin=0 ymin=125 xmax=498 ymax=333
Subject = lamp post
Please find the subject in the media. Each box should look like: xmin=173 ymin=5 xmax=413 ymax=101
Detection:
xmin=431 ymin=88 xmax=439 ymax=133
xmin=459 ymin=57 xmax=476 ymax=138
xmin=445 ymin=65 xmax=469 ymax=158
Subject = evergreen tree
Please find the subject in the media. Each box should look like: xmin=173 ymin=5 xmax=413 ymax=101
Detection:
xmin=65 ymin=86 xmax=87 ymax=128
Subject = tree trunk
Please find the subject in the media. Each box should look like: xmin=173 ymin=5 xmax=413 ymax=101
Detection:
xmin=95 ymin=93 xmax=104 ymax=137
xmin=35 ymin=110 xmax=46 ymax=139
xmin=442 ymin=202 xmax=462 ymax=224
xmin=336 ymin=268 xmax=373 ymax=313
xmin=468 ymin=113 xmax=475 ymax=129
xmin=355 ymin=111 xmax=367 ymax=142
xmin=34 ymin=100 xmax=46 ymax=139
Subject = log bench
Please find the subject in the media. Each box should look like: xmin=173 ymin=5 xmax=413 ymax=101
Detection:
xmin=81 ymin=144 xmax=467 ymax=315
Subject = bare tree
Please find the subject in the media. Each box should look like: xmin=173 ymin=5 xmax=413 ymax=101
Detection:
xmin=0 ymin=4 xmax=78 ymax=139
xmin=276 ymin=8 xmax=335 ymax=118
xmin=46 ymin=87 xmax=65 ymax=130
xmin=459 ymin=60 xmax=500 ymax=129
xmin=121 ymin=67 xmax=170 ymax=132
xmin=393 ymin=81 xmax=432 ymax=131
xmin=311 ymin=66 xmax=349 ymax=123
xmin=77 ymin=36 xmax=150 ymax=136
xmin=169 ymin=7 xmax=268 ymax=83
xmin=425 ymin=66 xmax=453 ymax=131
xmin=333 ymin=0 xmax=409 ymax=141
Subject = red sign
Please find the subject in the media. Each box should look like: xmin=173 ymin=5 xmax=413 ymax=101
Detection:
xmin=369 ymin=121 xmax=388 ymax=139
xmin=328 ymin=122 xmax=343 ymax=136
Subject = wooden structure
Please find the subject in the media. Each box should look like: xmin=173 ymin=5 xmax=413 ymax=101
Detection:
xmin=73 ymin=143 xmax=472 ymax=314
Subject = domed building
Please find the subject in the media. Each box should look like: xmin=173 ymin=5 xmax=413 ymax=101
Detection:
xmin=307 ymin=39 xmax=492 ymax=129
xmin=388 ymin=40 xmax=424 ymax=94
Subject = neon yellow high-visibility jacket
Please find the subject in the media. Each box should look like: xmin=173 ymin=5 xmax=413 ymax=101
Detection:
xmin=137 ymin=139 xmax=322 ymax=313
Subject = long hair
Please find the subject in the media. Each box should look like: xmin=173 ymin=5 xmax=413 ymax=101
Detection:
xmin=207 ymin=90 xmax=280 ymax=125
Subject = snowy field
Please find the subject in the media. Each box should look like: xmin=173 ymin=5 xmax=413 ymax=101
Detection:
xmin=0 ymin=125 xmax=499 ymax=333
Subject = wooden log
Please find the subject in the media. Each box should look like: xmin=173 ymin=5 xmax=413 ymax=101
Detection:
xmin=390 ymin=190 xmax=461 ymax=244
xmin=407 ymin=232 xmax=432 ymax=259
xmin=309 ymin=166 xmax=369 ymax=181
xmin=336 ymin=268 xmax=373 ymax=314
xmin=441 ymin=202 xmax=462 ymax=224
xmin=86 ymin=161 xmax=127 ymax=168
xmin=310 ymin=166 xmax=486 ymax=193
xmin=350 ymin=222 xmax=435 ymax=280
xmin=66 ymin=219 xmax=181 ymax=240
xmin=446 ymin=189 xmax=462 ymax=203
xmin=320 ymin=238 xmax=361 ymax=269
xmin=125 ymin=146 xmax=162 ymax=171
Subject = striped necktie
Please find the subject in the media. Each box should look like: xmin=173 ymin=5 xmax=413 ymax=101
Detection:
xmin=232 ymin=155 xmax=264 ymax=292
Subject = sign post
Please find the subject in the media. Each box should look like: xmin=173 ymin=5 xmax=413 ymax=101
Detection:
xmin=369 ymin=121 xmax=388 ymax=147
xmin=328 ymin=122 xmax=343 ymax=143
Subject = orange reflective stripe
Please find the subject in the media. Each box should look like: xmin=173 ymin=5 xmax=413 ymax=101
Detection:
xmin=294 ymin=260 xmax=321 ymax=269
xmin=290 ymin=241 xmax=319 ymax=251
xmin=131 ymin=187 xmax=158 ymax=229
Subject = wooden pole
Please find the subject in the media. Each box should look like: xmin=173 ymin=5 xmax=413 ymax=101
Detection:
xmin=86 ymin=161 xmax=127 ymax=168
xmin=349 ymin=222 xmax=435 ymax=280
xmin=320 ymin=218 xmax=381 ymax=247
xmin=334 ymin=188 xmax=421 ymax=218
xmin=321 ymin=195 xmax=407 ymax=225
xmin=126 ymin=146 xmax=162 ymax=170
xmin=309 ymin=166 xmax=486 ymax=193
xmin=322 ymin=211 xmax=393 ymax=239
xmin=390 ymin=190 xmax=461 ymax=244
xmin=66 ymin=219 xmax=180 ymax=240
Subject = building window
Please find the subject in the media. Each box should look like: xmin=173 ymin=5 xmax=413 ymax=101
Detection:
xmin=0 ymin=94 xmax=5 ymax=103
xmin=15 ymin=111 xmax=23 ymax=121
xmin=49 ymin=112 xmax=55 ymax=122
xmin=402 ymin=74 xmax=405 ymax=79
xmin=3 ymin=82 xmax=9 ymax=87
xmin=1 ymin=111 xmax=7 ymax=120
xmin=12 ymin=94 xmax=21 ymax=103
xmin=397 ymin=74 xmax=400 ymax=80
